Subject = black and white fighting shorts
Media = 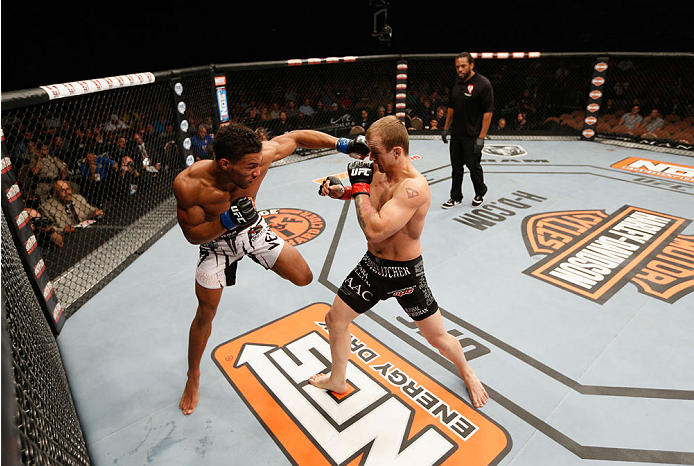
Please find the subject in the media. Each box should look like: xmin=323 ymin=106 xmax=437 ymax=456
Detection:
xmin=337 ymin=251 xmax=438 ymax=321
xmin=195 ymin=216 xmax=284 ymax=289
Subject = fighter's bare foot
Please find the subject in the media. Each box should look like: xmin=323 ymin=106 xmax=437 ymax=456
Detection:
xmin=462 ymin=368 xmax=489 ymax=408
xmin=180 ymin=376 xmax=199 ymax=415
xmin=308 ymin=373 xmax=348 ymax=394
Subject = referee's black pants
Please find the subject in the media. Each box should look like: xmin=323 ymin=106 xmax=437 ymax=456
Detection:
xmin=449 ymin=136 xmax=487 ymax=202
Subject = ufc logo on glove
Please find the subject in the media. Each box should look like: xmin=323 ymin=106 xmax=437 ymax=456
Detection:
xmin=351 ymin=167 xmax=371 ymax=177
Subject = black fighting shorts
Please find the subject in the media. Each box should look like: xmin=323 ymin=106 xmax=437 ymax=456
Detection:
xmin=337 ymin=251 xmax=439 ymax=321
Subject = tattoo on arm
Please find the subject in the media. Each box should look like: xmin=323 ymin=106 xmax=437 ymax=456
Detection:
xmin=406 ymin=187 xmax=419 ymax=199
xmin=354 ymin=195 xmax=375 ymax=231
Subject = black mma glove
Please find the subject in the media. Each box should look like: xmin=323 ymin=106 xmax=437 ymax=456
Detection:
xmin=318 ymin=176 xmax=350 ymax=199
xmin=348 ymin=160 xmax=374 ymax=196
xmin=441 ymin=129 xmax=449 ymax=144
xmin=474 ymin=137 xmax=485 ymax=154
xmin=220 ymin=196 xmax=259 ymax=230
xmin=336 ymin=134 xmax=369 ymax=159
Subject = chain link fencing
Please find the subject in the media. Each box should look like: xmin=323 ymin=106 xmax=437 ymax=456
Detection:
xmin=2 ymin=213 xmax=90 ymax=465
xmin=1 ymin=51 xmax=692 ymax=465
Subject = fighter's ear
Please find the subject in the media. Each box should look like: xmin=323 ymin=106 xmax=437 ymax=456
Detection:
xmin=217 ymin=157 xmax=231 ymax=169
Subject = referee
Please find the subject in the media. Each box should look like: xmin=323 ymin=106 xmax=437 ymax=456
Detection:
xmin=441 ymin=52 xmax=494 ymax=208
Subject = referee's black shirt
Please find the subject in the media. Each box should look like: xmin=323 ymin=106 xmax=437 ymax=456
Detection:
xmin=448 ymin=73 xmax=494 ymax=139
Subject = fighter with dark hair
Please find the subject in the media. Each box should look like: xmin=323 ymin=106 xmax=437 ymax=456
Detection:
xmin=173 ymin=123 xmax=368 ymax=414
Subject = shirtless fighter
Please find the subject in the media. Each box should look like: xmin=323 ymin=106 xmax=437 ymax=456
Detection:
xmin=174 ymin=123 xmax=368 ymax=414
xmin=310 ymin=115 xmax=489 ymax=408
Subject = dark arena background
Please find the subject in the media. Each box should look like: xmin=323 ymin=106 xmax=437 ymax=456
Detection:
xmin=2 ymin=3 xmax=693 ymax=466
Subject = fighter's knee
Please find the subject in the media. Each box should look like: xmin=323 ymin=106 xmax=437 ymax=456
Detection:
xmin=194 ymin=303 xmax=217 ymax=325
xmin=425 ymin=332 xmax=450 ymax=352
xmin=324 ymin=309 xmax=345 ymax=333
xmin=324 ymin=310 xmax=334 ymax=329
xmin=295 ymin=269 xmax=313 ymax=287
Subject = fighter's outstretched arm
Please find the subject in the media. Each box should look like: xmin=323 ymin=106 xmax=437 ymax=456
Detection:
xmin=268 ymin=130 xmax=340 ymax=162
xmin=269 ymin=130 xmax=370 ymax=162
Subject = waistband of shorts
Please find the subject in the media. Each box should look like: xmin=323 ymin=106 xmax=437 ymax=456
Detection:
xmin=365 ymin=250 xmax=422 ymax=268
xmin=217 ymin=216 xmax=265 ymax=238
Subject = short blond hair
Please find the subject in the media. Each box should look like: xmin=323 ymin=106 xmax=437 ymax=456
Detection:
xmin=366 ymin=115 xmax=409 ymax=155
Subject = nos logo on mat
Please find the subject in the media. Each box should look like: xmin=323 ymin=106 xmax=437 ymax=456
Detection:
xmin=213 ymin=303 xmax=510 ymax=465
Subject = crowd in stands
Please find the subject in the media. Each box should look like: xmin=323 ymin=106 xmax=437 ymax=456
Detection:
xmin=5 ymin=107 xmax=186 ymax=250
xmin=5 ymin=59 xmax=693 ymax=252
xmin=546 ymin=97 xmax=694 ymax=143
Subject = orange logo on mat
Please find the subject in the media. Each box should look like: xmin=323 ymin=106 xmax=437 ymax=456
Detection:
xmin=611 ymin=157 xmax=694 ymax=183
xmin=213 ymin=303 xmax=510 ymax=466
xmin=522 ymin=207 xmax=693 ymax=303
xmin=261 ymin=208 xmax=325 ymax=246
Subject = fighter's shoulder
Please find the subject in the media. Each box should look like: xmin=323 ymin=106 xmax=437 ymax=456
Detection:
xmin=173 ymin=163 xmax=207 ymax=205
xmin=261 ymin=139 xmax=279 ymax=158
xmin=398 ymin=173 xmax=430 ymax=202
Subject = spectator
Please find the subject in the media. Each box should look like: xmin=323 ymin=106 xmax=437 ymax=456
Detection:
xmin=39 ymin=179 xmax=103 ymax=236
xmin=495 ymin=117 xmax=508 ymax=132
xmin=357 ymin=108 xmax=373 ymax=130
xmin=244 ymin=107 xmax=262 ymax=129
xmin=133 ymin=133 xmax=159 ymax=173
xmin=79 ymin=151 xmax=117 ymax=183
xmin=376 ymin=106 xmax=387 ymax=119
xmin=603 ymin=98 xmax=617 ymax=115
xmin=24 ymin=207 xmax=65 ymax=249
xmin=259 ymin=106 xmax=272 ymax=122
xmin=418 ymin=99 xmax=436 ymax=125
xmin=191 ymin=125 xmax=214 ymax=160
xmin=203 ymin=116 xmax=215 ymax=134
xmin=432 ymin=106 xmax=446 ymax=128
xmin=620 ymin=105 xmax=643 ymax=130
xmin=408 ymin=116 xmax=424 ymax=131
xmin=91 ymin=127 xmax=108 ymax=152
xmin=299 ymin=98 xmax=315 ymax=117
xmin=271 ymin=111 xmax=294 ymax=135
xmin=153 ymin=115 xmax=170 ymax=134
xmin=71 ymin=128 xmax=89 ymax=161
xmin=269 ymin=102 xmax=281 ymax=120
xmin=519 ymin=89 xmax=537 ymax=121
xmin=640 ymin=108 xmax=665 ymax=137
xmin=515 ymin=112 xmax=529 ymax=131
xmin=11 ymin=129 xmax=35 ymax=166
xmin=428 ymin=118 xmax=440 ymax=131
xmin=78 ymin=151 xmax=118 ymax=204
xmin=110 ymin=136 xmax=131 ymax=163
xmin=103 ymin=113 xmax=129 ymax=133
xmin=295 ymin=111 xmax=309 ymax=130
xmin=44 ymin=111 xmax=62 ymax=132
xmin=666 ymin=97 xmax=683 ymax=116
xmin=48 ymin=136 xmax=70 ymax=158
xmin=255 ymin=127 xmax=269 ymax=141
xmin=28 ymin=142 xmax=71 ymax=199
xmin=142 ymin=123 xmax=158 ymax=147
xmin=285 ymin=100 xmax=300 ymax=118
xmin=349 ymin=125 xmax=366 ymax=136
xmin=159 ymin=123 xmax=177 ymax=147
xmin=115 ymin=155 xmax=141 ymax=198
